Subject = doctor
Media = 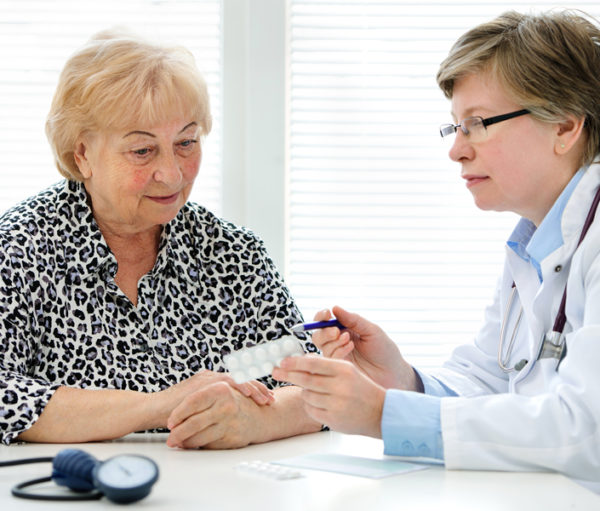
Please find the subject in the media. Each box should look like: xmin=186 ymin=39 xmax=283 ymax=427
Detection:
xmin=273 ymin=10 xmax=600 ymax=490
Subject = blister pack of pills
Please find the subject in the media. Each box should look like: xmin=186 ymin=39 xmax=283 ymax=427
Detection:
xmin=235 ymin=460 xmax=303 ymax=480
xmin=223 ymin=335 xmax=305 ymax=383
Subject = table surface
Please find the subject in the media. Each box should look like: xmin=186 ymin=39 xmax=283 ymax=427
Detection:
xmin=0 ymin=431 xmax=598 ymax=510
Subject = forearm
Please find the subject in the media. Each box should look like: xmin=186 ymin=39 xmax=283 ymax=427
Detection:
xmin=251 ymin=385 xmax=322 ymax=443
xmin=17 ymin=386 xmax=161 ymax=443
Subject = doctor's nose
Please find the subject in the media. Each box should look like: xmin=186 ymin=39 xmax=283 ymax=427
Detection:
xmin=448 ymin=130 xmax=475 ymax=163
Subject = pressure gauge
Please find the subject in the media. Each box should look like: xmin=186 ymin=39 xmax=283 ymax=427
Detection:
xmin=92 ymin=454 xmax=159 ymax=504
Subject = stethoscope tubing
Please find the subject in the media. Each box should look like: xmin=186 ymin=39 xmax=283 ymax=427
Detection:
xmin=498 ymin=285 xmax=523 ymax=373
xmin=497 ymin=184 xmax=600 ymax=373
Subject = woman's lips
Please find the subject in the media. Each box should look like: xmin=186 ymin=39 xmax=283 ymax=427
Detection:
xmin=147 ymin=192 xmax=179 ymax=204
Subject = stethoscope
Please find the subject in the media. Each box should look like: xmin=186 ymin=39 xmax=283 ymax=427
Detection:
xmin=498 ymin=185 xmax=600 ymax=373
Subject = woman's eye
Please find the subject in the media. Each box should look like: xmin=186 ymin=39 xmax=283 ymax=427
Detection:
xmin=133 ymin=147 xmax=152 ymax=156
xmin=178 ymin=139 xmax=198 ymax=149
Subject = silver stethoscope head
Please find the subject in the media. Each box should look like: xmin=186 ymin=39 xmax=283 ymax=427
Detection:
xmin=498 ymin=285 xmax=527 ymax=373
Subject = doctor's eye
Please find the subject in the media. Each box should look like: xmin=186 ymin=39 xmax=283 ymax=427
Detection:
xmin=462 ymin=117 xmax=484 ymax=135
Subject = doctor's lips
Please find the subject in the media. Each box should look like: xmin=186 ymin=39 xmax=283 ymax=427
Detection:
xmin=462 ymin=173 xmax=489 ymax=188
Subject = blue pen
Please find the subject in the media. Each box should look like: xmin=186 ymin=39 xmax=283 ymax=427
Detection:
xmin=291 ymin=319 xmax=345 ymax=332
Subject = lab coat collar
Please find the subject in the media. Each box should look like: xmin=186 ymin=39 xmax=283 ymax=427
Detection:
xmin=560 ymin=160 xmax=600 ymax=246
xmin=527 ymin=168 xmax=585 ymax=276
xmin=506 ymin=161 xmax=599 ymax=282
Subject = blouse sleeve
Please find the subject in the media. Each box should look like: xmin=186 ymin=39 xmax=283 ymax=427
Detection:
xmin=0 ymin=238 xmax=59 ymax=444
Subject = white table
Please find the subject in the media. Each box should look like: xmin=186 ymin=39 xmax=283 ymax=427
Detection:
xmin=1 ymin=431 xmax=598 ymax=510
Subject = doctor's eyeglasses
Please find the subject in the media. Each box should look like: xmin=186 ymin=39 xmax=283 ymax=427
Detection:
xmin=439 ymin=109 xmax=530 ymax=142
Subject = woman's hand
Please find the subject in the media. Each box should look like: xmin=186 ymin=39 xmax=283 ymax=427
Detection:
xmin=164 ymin=369 xmax=273 ymax=406
xmin=152 ymin=370 xmax=273 ymax=435
xmin=312 ymin=306 xmax=419 ymax=391
xmin=272 ymin=355 xmax=385 ymax=438
xmin=166 ymin=381 xmax=265 ymax=449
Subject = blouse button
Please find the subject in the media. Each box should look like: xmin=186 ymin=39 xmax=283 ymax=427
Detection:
xmin=554 ymin=265 xmax=562 ymax=273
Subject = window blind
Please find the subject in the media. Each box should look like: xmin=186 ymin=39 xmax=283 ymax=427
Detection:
xmin=0 ymin=0 xmax=222 ymax=216
xmin=287 ymin=0 xmax=600 ymax=370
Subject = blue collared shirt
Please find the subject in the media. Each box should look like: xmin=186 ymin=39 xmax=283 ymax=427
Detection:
xmin=507 ymin=169 xmax=584 ymax=278
xmin=380 ymin=169 xmax=585 ymax=461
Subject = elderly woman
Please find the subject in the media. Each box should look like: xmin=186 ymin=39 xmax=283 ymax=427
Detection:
xmin=274 ymin=10 xmax=600 ymax=491
xmin=0 ymin=30 xmax=321 ymax=448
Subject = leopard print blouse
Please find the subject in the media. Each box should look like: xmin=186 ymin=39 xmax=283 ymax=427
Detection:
xmin=0 ymin=180 xmax=313 ymax=444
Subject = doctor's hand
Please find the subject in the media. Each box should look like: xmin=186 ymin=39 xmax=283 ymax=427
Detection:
xmin=272 ymin=355 xmax=385 ymax=438
xmin=312 ymin=306 xmax=420 ymax=391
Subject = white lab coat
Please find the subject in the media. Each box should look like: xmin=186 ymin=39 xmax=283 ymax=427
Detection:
xmin=432 ymin=160 xmax=600 ymax=490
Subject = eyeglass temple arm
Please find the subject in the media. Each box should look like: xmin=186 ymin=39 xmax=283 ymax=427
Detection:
xmin=482 ymin=109 xmax=529 ymax=127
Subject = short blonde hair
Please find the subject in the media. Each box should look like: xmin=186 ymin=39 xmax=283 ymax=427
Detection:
xmin=46 ymin=29 xmax=212 ymax=181
xmin=437 ymin=10 xmax=600 ymax=167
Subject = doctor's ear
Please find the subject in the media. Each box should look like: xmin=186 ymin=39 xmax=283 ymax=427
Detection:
xmin=554 ymin=115 xmax=586 ymax=155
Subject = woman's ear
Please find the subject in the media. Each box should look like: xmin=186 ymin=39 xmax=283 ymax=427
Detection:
xmin=555 ymin=115 xmax=586 ymax=155
xmin=73 ymin=135 xmax=93 ymax=179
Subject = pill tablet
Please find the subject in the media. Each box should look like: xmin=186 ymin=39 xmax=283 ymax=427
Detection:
xmin=224 ymin=335 xmax=305 ymax=383
xmin=235 ymin=460 xmax=303 ymax=480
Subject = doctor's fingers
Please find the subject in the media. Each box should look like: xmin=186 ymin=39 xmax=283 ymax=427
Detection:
xmin=277 ymin=353 xmax=352 ymax=376
xmin=300 ymin=387 xmax=356 ymax=415
xmin=321 ymin=332 xmax=355 ymax=359
xmin=312 ymin=308 xmax=333 ymax=322
xmin=298 ymin=389 xmax=365 ymax=436
xmin=311 ymin=326 xmax=344 ymax=353
xmin=277 ymin=369 xmax=338 ymax=394
xmin=274 ymin=357 xmax=357 ymax=390
xmin=302 ymin=389 xmax=385 ymax=438
xmin=312 ymin=322 xmax=353 ymax=358
xmin=331 ymin=305 xmax=384 ymax=339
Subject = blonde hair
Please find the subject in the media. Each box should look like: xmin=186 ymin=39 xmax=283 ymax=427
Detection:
xmin=46 ymin=29 xmax=212 ymax=181
xmin=437 ymin=10 xmax=600 ymax=167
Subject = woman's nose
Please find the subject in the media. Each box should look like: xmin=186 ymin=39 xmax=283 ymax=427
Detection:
xmin=153 ymin=152 xmax=183 ymax=186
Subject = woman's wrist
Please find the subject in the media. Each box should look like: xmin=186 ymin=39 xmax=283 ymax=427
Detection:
xmin=141 ymin=388 xmax=173 ymax=430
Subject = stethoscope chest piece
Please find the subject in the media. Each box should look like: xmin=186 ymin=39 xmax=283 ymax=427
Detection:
xmin=537 ymin=330 xmax=567 ymax=370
